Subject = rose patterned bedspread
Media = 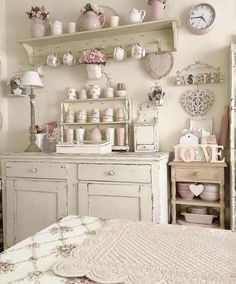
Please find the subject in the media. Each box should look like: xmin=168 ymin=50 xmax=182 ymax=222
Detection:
xmin=0 ymin=216 xmax=236 ymax=284
xmin=0 ymin=216 xmax=103 ymax=284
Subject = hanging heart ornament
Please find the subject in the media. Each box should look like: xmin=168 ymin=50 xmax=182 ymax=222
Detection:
xmin=145 ymin=49 xmax=174 ymax=79
xmin=180 ymin=89 xmax=215 ymax=117
xmin=189 ymin=184 xmax=204 ymax=196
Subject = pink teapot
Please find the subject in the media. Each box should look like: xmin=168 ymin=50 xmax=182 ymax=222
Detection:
xmin=77 ymin=11 xmax=105 ymax=31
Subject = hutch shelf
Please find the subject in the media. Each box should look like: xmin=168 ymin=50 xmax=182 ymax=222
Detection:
xmin=18 ymin=19 xmax=180 ymax=65
xmin=60 ymin=96 xmax=131 ymax=151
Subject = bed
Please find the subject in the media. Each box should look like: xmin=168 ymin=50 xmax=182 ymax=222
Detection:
xmin=0 ymin=215 xmax=236 ymax=284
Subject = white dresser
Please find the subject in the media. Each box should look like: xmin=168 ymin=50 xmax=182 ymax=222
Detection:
xmin=1 ymin=152 xmax=169 ymax=247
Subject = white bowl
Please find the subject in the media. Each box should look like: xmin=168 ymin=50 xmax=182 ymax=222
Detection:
xmin=203 ymin=183 xmax=219 ymax=193
xmin=200 ymin=191 xmax=219 ymax=202
xmin=191 ymin=207 xmax=207 ymax=214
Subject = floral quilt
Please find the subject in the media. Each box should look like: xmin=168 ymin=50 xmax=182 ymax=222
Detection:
xmin=0 ymin=216 xmax=103 ymax=284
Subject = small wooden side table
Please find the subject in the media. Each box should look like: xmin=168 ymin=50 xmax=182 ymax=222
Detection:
xmin=169 ymin=161 xmax=227 ymax=229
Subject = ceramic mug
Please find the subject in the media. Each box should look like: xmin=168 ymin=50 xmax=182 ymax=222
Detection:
xmin=67 ymin=88 xmax=77 ymax=100
xmin=103 ymin=87 xmax=114 ymax=98
xmin=109 ymin=16 xmax=120 ymax=27
xmin=116 ymin=128 xmax=125 ymax=146
xmin=131 ymin=42 xmax=146 ymax=60
xmin=47 ymin=52 xmax=60 ymax=68
xmin=63 ymin=50 xmax=76 ymax=66
xmin=113 ymin=45 xmax=126 ymax=61
xmin=105 ymin=128 xmax=115 ymax=145
xmin=78 ymin=89 xmax=87 ymax=99
xmin=88 ymin=85 xmax=101 ymax=99
xmin=66 ymin=128 xmax=74 ymax=143
xmin=68 ymin=22 xmax=76 ymax=33
xmin=75 ymin=128 xmax=85 ymax=143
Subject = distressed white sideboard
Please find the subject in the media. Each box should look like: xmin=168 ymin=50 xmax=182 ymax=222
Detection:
xmin=1 ymin=152 xmax=169 ymax=247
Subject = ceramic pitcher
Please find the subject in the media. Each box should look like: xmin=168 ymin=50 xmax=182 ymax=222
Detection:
xmin=148 ymin=0 xmax=166 ymax=21
xmin=128 ymin=8 xmax=146 ymax=23
xmin=77 ymin=11 xmax=105 ymax=31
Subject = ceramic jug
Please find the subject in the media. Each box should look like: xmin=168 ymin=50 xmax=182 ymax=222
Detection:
xmin=148 ymin=0 xmax=166 ymax=21
xmin=128 ymin=8 xmax=146 ymax=23
xmin=50 ymin=20 xmax=63 ymax=35
xmin=77 ymin=11 xmax=105 ymax=31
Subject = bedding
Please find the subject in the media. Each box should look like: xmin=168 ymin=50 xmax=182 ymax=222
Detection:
xmin=0 ymin=216 xmax=236 ymax=284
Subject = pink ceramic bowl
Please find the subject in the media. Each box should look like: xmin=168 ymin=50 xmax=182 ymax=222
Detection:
xmin=177 ymin=182 xmax=192 ymax=191
xmin=177 ymin=189 xmax=194 ymax=200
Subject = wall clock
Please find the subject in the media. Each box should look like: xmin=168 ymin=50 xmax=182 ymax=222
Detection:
xmin=187 ymin=3 xmax=216 ymax=35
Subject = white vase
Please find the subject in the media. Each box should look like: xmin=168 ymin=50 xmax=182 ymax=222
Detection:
xmin=86 ymin=64 xmax=102 ymax=80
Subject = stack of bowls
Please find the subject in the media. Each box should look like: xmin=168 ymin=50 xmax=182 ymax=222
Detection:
xmin=177 ymin=182 xmax=194 ymax=200
xmin=200 ymin=184 xmax=219 ymax=201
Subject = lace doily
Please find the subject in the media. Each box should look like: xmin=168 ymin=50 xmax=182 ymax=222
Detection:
xmin=53 ymin=219 xmax=236 ymax=284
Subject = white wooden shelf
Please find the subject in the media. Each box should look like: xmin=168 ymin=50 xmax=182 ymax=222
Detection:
xmin=173 ymin=198 xmax=222 ymax=208
xmin=64 ymin=97 xmax=127 ymax=103
xmin=18 ymin=19 xmax=180 ymax=65
xmin=62 ymin=121 xmax=129 ymax=126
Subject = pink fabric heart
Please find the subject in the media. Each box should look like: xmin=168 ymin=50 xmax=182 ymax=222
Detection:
xmin=145 ymin=50 xmax=174 ymax=79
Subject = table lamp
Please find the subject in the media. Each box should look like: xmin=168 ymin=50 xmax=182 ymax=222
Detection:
xmin=21 ymin=71 xmax=44 ymax=152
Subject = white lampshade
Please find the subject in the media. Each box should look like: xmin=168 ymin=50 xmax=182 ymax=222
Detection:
xmin=21 ymin=71 xmax=44 ymax=89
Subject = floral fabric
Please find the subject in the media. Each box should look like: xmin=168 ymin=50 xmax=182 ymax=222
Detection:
xmin=0 ymin=216 xmax=103 ymax=284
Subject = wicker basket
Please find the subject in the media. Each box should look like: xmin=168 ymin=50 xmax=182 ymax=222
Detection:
xmin=85 ymin=64 xmax=102 ymax=80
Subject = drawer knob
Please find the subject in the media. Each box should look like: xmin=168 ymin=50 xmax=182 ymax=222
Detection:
xmin=107 ymin=170 xmax=115 ymax=176
xmin=194 ymin=171 xmax=199 ymax=177
xmin=32 ymin=168 xmax=37 ymax=173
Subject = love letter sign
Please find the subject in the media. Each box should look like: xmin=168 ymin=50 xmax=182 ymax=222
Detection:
xmin=173 ymin=144 xmax=225 ymax=163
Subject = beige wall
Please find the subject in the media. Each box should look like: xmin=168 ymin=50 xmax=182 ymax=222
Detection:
xmin=3 ymin=0 xmax=236 ymax=152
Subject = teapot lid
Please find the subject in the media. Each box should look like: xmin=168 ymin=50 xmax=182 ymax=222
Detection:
xmin=130 ymin=8 xmax=138 ymax=12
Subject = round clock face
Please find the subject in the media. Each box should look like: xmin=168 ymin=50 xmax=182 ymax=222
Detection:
xmin=187 ymin=3 xmax=216 ymax=35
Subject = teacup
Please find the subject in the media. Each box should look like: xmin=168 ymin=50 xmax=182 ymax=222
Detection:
xmin=63 ymin=50 xmax=76 ymax=66
xmin=47 ymin=52 xmax=60 ymax=68
xmin=131 ymin=42 xmax=146 ymax=60
xmin=113 ymin=45 xmax=126 ymax=61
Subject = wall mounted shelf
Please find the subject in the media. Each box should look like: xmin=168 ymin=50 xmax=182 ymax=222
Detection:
xmin=18 ymin=19 xmax=180 ymax=65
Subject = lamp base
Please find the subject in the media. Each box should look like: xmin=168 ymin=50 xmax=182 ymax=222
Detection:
xmin=25 ymin=143 xmax=41 ymax=152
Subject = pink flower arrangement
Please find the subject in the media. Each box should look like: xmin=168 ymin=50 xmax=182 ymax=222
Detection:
xmin=79 ymin=49 xmax=106 ymax=65
xmin=80 ymin=3 xmax=104 ymax=15
xmin=26 ymin=6 xmax=49 ymax=20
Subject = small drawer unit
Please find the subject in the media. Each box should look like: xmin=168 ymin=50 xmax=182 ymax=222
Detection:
xmin=169 ymin=161 xmax=226 ymax=229
xmin=175 ymin=167 xmax=220 ymax=182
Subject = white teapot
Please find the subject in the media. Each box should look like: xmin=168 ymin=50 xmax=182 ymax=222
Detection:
xmin=50 ymin=20 xmax=63 ymax=35
xmin=128 ymin=8 xmax=146 ymax=24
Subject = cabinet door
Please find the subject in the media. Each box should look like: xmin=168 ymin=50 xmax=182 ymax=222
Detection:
xmin=4 ymin=179 xmax=67 ymax=247
xmin=78 ymin=182 xmax=152 ymax=222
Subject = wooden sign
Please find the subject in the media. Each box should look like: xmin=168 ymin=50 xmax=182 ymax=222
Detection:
xmin=174 ymin=144 xmax=225 ymax=163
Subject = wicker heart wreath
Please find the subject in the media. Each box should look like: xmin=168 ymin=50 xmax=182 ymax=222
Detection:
xmin=145 ymin=49 xmax=174 ymax=79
